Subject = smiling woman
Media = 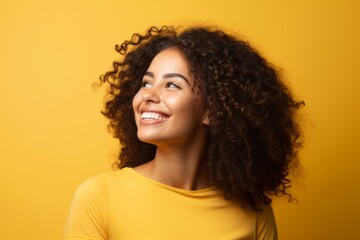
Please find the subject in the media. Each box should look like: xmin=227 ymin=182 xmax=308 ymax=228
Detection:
xmin=63 ymin=26 xmax=303 ymax=240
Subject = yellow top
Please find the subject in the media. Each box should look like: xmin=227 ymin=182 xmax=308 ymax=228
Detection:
xmin=64 ymin=168 xmax=277 ymax=240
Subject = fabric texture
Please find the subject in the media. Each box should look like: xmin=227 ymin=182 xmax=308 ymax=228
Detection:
xmin=64 ymin=168 xmax=277 ymax=240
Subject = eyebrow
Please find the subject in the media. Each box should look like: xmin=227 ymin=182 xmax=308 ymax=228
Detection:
xmin=144 ymin=71 xmax=190 ymax=85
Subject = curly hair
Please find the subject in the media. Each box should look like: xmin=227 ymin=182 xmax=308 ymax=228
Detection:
xmin=100 ymin=26 xmax=304 ymax=210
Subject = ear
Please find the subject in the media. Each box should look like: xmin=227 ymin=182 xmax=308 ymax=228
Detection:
xmin=202 ymin=111 xmax=209 ymax=125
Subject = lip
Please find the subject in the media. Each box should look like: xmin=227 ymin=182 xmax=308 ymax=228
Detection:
xmin=138 ymin=108 xmax=171 ymax=125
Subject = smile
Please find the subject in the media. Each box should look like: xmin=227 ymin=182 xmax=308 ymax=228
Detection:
xmin=141 ymin=112 xmax=169 ymax=120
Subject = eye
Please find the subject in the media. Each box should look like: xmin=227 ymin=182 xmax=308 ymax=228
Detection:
xmin=141 ymin=81 xmax=152 ymax=88
xmin=166 ymin=81 xmax=181 ymax=89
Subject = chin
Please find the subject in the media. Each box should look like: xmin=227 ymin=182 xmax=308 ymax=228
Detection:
xmin=137 ymin=132 xmax=183 ymax=146
xmin=137 ymin=133 xmax=161 ymax=145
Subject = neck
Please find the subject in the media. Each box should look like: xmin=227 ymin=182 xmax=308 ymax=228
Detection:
xmin=135 ymin=126 xmax=209 ymax=190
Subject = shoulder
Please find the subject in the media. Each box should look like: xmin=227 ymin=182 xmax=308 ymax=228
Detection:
xmin=255 ymin=204 xmax=278 ymax=240
xmin=67 ymin=172 xmax=116 ymax=220
xmin=74 ymin=169 xmax=130 ymax=196
xmin=64 ymin=171 xmax=125 ymax=239
xmin=73 ymin=172 xmax=112 ymax=200
xmin=72 ymin=168 xmax=137 ymax=205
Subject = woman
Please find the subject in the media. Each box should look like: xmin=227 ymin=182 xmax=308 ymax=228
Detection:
xmin=64 ymin=26 xmax=303 ymax=240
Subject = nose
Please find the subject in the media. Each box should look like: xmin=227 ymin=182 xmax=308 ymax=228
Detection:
xmin=142 ymin=87 xmax=161 ymax=103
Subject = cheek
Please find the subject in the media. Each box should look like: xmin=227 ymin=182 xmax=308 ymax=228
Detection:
xmin=168 ymin=94 xmax=204 ymax=119
xmin=132 ymin=91 xmax=142 ymax=110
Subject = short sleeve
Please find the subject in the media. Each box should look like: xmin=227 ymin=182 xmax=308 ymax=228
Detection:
xmin=63 ymin=174 xmax=109 ymax=240
xmin=255 ymin=204 xmax=278 ymax=240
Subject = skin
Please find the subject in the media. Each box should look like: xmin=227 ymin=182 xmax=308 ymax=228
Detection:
xmin=132 ymin=47 xmax=210 ymax=190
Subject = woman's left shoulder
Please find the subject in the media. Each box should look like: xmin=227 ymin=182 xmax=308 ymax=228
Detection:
xmin=255 ymin=204 xmax=278 ymax=240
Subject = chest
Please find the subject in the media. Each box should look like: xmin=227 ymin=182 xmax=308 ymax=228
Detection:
xmin=107 ymin=186 xmax=256 ymax=240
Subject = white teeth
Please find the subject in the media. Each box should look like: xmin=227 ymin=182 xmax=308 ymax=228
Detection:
xmin=141 ymin=112 xmax=167 ymax=120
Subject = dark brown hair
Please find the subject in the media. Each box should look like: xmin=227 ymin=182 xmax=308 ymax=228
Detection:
xmin=101 ymin=26 xmax=304 ymax=210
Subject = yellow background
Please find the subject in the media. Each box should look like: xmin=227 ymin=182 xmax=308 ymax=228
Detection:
xmin=1 ymin=0 xmax=359 ymax=239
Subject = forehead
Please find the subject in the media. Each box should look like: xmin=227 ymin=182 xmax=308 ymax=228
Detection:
xmin=147 ymin=47 xmax=190 ymax=75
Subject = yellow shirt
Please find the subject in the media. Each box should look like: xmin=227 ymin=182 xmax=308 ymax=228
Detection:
xmin=64 ymin=168 xmax=277 ymax=240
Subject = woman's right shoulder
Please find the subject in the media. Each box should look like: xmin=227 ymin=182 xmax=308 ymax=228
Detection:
xmin=64 ymin=170 xmax=131 ymax=239
xmin=73 ymin=168 xmax=129 ymax=200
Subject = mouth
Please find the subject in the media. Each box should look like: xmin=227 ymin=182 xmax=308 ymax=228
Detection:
xmin=140 ymin=111 xmax=170 ymax=121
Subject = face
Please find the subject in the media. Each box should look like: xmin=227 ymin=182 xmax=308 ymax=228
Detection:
xmin=132 ymin=47 xmax=208 ymax=146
